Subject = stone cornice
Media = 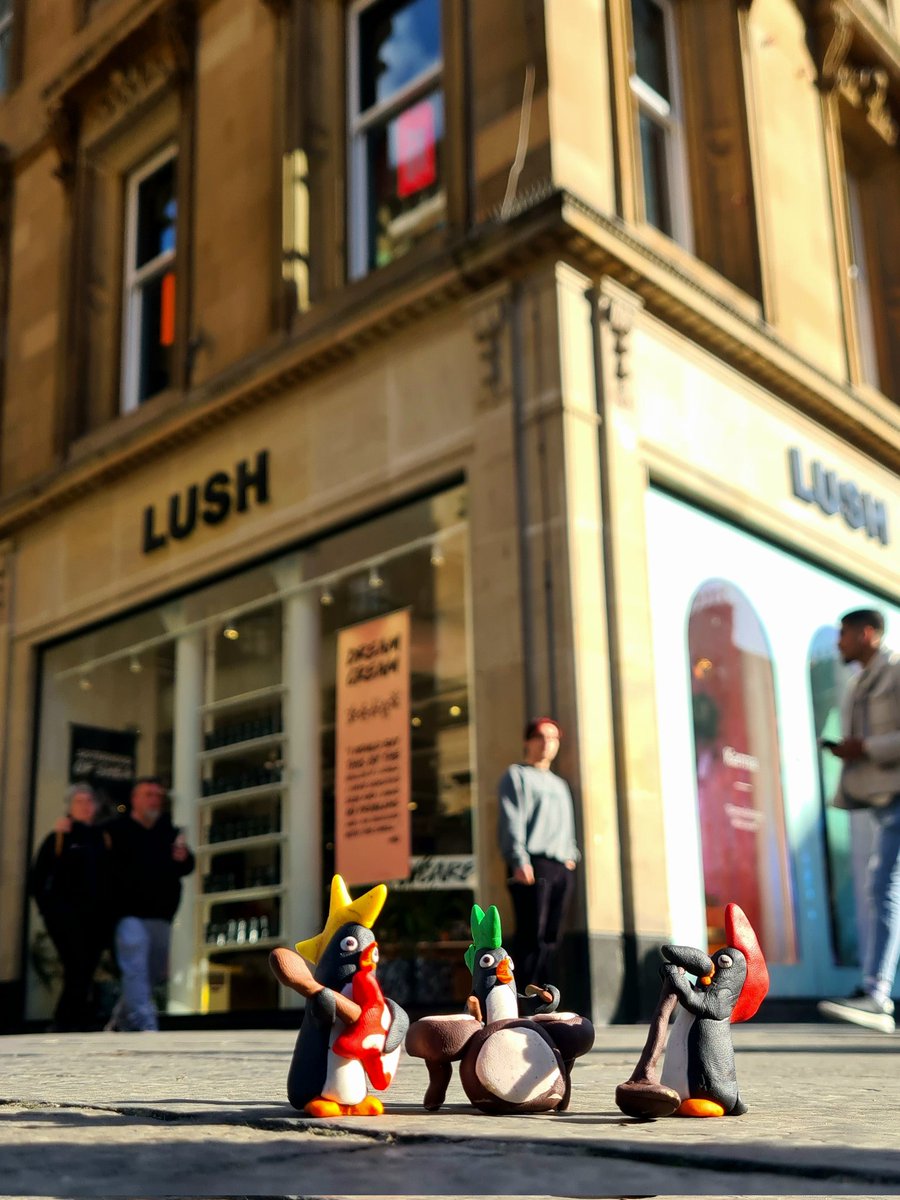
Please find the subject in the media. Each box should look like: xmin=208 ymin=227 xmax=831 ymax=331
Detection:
xmin=559 ymin=192 xmax=900 ymax=464
xmin=0 ymin=189 xmax=897 ymax=539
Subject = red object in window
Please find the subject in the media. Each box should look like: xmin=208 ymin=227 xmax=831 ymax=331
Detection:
xmin=396 ymin=100 xmax=437 ymax=199
xmin=160 ymin=272 xmax=176 ymax=347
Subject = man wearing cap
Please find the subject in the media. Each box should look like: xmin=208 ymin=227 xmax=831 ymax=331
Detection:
xmin=497 ymin=717 xmax=580 ymax=986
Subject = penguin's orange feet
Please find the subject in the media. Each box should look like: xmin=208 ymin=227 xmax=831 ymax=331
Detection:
xmin=304 ymin=1097 xmax=344 ymax=1117
xmin=347 ymin=1095 xmax=384 ymax=1116
xmin=677 ymin=1098 xmax=725 ymax=1118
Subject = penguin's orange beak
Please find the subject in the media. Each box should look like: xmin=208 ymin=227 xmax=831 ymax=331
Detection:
xmin=496 ymin=957 xmax=513 ymax=985
xmin=700 ymin=966 xmax=715 ymax=988
xmin=359 ymin=942 xmax=378 ymax=970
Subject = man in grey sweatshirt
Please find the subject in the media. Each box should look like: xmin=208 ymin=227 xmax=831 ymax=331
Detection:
xmin=497 ymin=717 xmax=580 ymax=986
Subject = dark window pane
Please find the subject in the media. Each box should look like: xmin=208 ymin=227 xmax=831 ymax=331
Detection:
xmin=365 ymin=90 xmax=445 ymax=271
xmin=136 ymin=158 xmax=177 ymax=268
xmin=0 ymin=13 xmax=12 ymax=95
xmin=631 ymin=0 xmax=670 ymax=102
xmin=138 ymin=273 xmax=173 ymax=403
xmin=639 ymin=111 xmax=673 ymax=235
xmin=359 ymin=0 xmax=441 ymax=111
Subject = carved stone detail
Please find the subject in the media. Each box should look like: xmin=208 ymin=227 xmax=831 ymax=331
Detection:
xmin=597 ymin=293 xmax=638 ymax=391
xmin=94 ymin=53 xmax=171 ymax=122
xmin=815 ymin=4 xmax=854 ymax=91
xmin=838 ymin=65 xmax=899 ymax=146
xmin=47 ymin=100 xmax=80 ymax=189
xmin=469 ymin=296 xmax=511 ymax=409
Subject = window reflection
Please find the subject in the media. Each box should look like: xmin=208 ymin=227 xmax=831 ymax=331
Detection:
xmin=808 ymin=626 xmax=872 ymax=967
xmin=688 ymin=580 xmax=797 ymax=963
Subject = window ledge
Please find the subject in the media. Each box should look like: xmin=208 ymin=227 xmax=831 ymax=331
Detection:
xmin=66 ymin=387 xmax=183 ymax=467
xmin=628 ymin=220 xmax=762 ymax=325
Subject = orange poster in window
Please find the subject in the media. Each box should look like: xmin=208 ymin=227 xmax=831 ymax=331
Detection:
xmin=396 ymin=100 xmax=436 ymax=198
xmin=335 ymin=609 xmax=411 ymax=886
xmin=160 ymin=272 xmax=176 ymax=347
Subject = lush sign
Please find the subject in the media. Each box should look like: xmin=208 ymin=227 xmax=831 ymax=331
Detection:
xmin=789 ymin=448 xmax=889 ymax=545
xmin=142 ymin=450 xmax=270 ymax=553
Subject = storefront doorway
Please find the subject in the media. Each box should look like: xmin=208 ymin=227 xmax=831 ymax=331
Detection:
xmin=645 ymin=487 xmax=900 ymax=998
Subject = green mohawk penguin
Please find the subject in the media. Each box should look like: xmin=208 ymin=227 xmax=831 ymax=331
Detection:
xmin=465 ymin=904 xmax=518 ymax=1024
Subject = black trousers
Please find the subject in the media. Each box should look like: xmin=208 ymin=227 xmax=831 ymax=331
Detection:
xmin=46 ymin=918 xmax=107 ymax=1031
xmin=507 ymin=855 xmax=575 ymax=988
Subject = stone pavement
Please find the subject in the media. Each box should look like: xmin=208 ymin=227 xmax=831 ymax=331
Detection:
xmin=0 ymin=1023 xmax=897 ymax=1197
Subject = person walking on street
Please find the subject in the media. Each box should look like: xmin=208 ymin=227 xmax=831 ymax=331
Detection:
xmin=497 ymin=717 xmax=580 ymax=986
xmin=818 ymin=608 xmax=900 ymax=1033
xmin=29 ymin=784 xmax=112 ymax=1031
xmin=106 ymin=777 xmax=194 ymax=1031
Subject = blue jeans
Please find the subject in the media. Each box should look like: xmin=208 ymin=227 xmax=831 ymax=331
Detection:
xmin=863 ymin=797 xmax=900 ymax=997
xmin=110 ymin=917 xmax=171 ymax=1031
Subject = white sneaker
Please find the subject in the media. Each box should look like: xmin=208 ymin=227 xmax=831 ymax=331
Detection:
xmin=818 ymin=993 xmax=895 ymax=1033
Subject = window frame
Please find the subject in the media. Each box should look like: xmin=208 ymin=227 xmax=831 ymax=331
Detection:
xmin=346 ymin=0 xmax=445 ymax=280
xmin=0 ymin=0 xmax=14 ymax=96
xmin=120 ymin=142 xmax=178 ymax=414
xmin=628 ymin=0 xmax=693 ymax=251
xmin=843 ymin=167 xmax=881 ymax=390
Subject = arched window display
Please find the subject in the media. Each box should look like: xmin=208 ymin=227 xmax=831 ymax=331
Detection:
xmin=687 ymin=580 xmax=797 ymax=964
xmin=646 ymin=486 xmax=899 ymax=998
xmin=808 ymin=626 xmax=872 ymax=967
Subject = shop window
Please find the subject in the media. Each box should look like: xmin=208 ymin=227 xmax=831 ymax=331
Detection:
xmin=121 ymin=146 xmax=178 ymax=412
xmin=614 ymin=0 xmax=761 ymax=297
xmin=808 ymin=626 xmax=872 ymax=968
xmin=0 ymin=0 xmax=13 ymax=94
xmin=687 ymin=580 xmax=797 ymax=964
xmin=28 ymin=485 xmax=473 ymax=1020
xmin=348 ymin=0 xmax=446 ymax=278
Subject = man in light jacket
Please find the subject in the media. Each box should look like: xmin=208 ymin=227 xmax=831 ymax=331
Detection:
xmin=818 ymin=608 xmax=900 ymax=1033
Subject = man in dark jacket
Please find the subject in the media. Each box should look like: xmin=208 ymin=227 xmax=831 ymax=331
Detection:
xmin=105 ymin=777 xmax=194 ymax=1031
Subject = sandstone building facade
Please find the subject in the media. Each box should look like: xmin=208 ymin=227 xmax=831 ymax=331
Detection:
xmin=0 ymin=0 xmax=898 ymax=1025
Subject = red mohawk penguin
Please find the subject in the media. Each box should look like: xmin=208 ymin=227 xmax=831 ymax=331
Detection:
xmin=726 ymin=902 xmax=769 ymax=1024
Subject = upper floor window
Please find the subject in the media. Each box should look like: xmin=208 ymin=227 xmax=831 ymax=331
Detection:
xmin=0 ymin=0 xmax=14 ymax=95
xmin=833 ymin=117 xmax=899 ymax=402
xmin=348 ymin=0 xmax=445 ymax=279
xmin=121 ymin=146 xmax=177 ymax=412
xmin=612 ymin=0 xmax=761 ymax=299
xmin=629 ymin=0 xmax=691 ymax=248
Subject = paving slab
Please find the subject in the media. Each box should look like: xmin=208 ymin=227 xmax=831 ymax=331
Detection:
xmin=0 ymin=1025 xmax=897 ymax=1196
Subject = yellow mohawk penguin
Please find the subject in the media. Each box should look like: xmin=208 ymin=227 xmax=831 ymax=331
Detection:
xmin=269 ymin=874 xmax=408 ymax=1116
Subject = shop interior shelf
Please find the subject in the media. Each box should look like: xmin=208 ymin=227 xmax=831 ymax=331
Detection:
xmin=199 ymin=684 xmax=286 ymax=716
xmin=199 ymin=883 xmax=285 ymax=905
xmin=199 ymin=782 xmax=287 ymax=805
xmin=197 ymin=832 xmax=286 ymax=856
xmin=198 ymin=733 xmax=286 ymax=762
xmin=200 ymin=936 xmax=283 ymax=956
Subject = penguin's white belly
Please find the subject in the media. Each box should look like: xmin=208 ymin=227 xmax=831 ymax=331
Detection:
xmin=485 ymin=984 xmax=518 ymax=1024
xmin=321 ymin=983 xmax=367 ymax=1104
xmin=660 ymin=1008 xmax=693 ymax=1100
xmin=322 ymin=1025 xmax=367 ymax=1104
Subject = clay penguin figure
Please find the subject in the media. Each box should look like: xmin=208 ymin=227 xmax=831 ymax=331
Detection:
xmin=269 ymin=874 xmax=409 ymax=1117
xmin=406 ymin=903 xmax=594 ymax=1114
xmin=616 ymin=902 xmax=769 ymax=1119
